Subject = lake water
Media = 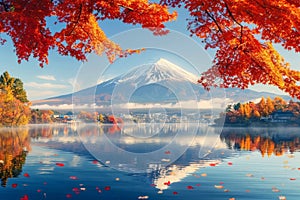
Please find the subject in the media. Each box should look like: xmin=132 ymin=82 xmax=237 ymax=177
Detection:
xmin=0 ymin=123 xmax=300 ymax=200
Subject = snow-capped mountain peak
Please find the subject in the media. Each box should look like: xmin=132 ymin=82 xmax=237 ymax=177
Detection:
xmin=117 ymin=58 xmax=199 ymax=85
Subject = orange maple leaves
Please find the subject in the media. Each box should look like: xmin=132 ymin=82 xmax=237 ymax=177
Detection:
xmin=0 ymin=0 xmax=176 ymax=66
xmin=161 ymin=0 xmax=300 ymax=98
xmin=0 ymin=0 xmax=300 ymax=98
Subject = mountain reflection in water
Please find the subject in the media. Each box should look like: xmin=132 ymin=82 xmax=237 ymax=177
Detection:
xmin=0 ymin=124 xmax=300 ymax=200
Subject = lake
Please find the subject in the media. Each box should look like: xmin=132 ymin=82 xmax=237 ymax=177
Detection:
xmin=0 ymin=123 xmax=299 ymax=200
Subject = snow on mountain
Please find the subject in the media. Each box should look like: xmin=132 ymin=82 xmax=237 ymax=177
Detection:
xmin=32 ymin=58 xmax=291 ymax=109
xmin=109 ymin=58 xmax=198 ymax=86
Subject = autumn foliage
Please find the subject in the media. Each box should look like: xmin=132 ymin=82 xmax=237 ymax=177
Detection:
xmin=160 ymin=0 xmax=300 ymax=98
xmin=0 ymin=0 xmax=299 ymax=97
xmin=219 ymin=96 xmax=300 ymax=125
xmin=0 ymin=0 xmax=176 ymax=65
xmin=0 ymin=72 xmax=31 ymax=126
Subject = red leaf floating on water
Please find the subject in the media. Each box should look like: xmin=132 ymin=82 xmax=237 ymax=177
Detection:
xmin=290 ymin=178 xmax=296 ymax=180
xmin=173 ymin=191 xmax=178 ymax=195
xmin=187 ymin=185 xmax=194 ymax=190
xmin=23 ymin=173 xmax=30 ymax=177
xmin=228 ymin=162 xmax=233 ymax=165
xmin=20 ymin=194 xmax=29 ymax=200
xmin=209 ymin=163 xmax=216 ymax=167
xmin=164 ymin=181 xmax=171 ymax=186
xmin=55 ymin=162 xmax=64 ymax=167
xmin=165 ymin=151 xmax=171 ymax=154
xmin=12 ymin=183 xmax=18 ymax=188
xmin=66 ymin=194 xmax=72 ymax=198
xmin=37 ymin=189 xmax=41 ymax=193
xmin=69 ymin=176 xmax=78 ymax=180
xmin=196 ymin=184 xmax=201 ymax=187
xmin=92 ymin=160 xmax=99 ymax=164
xmin=104 ymin=186 xmax=111 ymax=191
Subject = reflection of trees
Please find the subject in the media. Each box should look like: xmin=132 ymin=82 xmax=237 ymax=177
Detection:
xmin=0 ymin=128 xmax=30 ymax=187
xmin=220 ymin=129 xmax=300 ymax=157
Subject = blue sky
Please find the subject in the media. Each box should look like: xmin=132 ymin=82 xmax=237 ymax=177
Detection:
xmin=0 ymin=7 xmax=299 ymax=101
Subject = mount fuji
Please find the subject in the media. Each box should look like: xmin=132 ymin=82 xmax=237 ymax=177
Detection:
xmin=32 ymin=58 xmax=290 ymax=109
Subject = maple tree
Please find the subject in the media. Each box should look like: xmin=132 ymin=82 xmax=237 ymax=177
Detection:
xmin=0 ymin=0 xmax=299 ymax=97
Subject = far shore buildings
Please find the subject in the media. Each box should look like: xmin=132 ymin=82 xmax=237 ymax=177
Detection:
xmin=261 ymin=110 xmax=294 ymax=123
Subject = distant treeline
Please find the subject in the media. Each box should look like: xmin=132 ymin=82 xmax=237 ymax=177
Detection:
xmin=215 ymin=96 xmax=300 ymax=126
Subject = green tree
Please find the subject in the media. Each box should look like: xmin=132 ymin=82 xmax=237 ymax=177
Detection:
xmin=0 ymin=71 xmax=28 ymax=102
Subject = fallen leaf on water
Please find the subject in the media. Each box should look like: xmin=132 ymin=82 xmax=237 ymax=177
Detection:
xmin=92 ymin=160 xmax=99 ymax=164
xmin=201 ymin=173 xmax=207 ymax=177
xmin=164 ymin=181 xmax=171 ymax=186
xmin=69 ymin=176 xmax=78 ymax=180
xmin=157 ymin=190 xmax=163 ymax=194
xmin=138 ymin=196 xmax=149 ymax=199
xmin=224 ymin=189 xmax=230 ymax=192
xmin=228 ymin=162 xmax=233 ymax=166
xmin=209 ymin=163 xmax=216 ymax=167
xmin=80 ymin=187 xmax=86 ymax=191
xmin=165 ymin=151 xmax=171 ymax=154
xmin=245 ymin=190 xmax=251 ymax=193
xmin=272 ymin=187 xmax=280 ymax=192
xmin=187 ymin=185 xmax=194 ymax=190
xmin=20 ymin=194 xmax=29 ymax=200
xmin=23 ymin=173 xmax=30 ymax=178
xmin=196 ymin=183 xmax=201 ymax=187
xmin=246 ymin=174 xmax=254 ymax=177
xmin=115 ymin=177 xmax=120 ymax=181
xmin=229 ymin=198 xmax=235 ymax=200
xmin=66 ymin=194 xmax=72 ymax=198
xmin=278 ymin=195 xmax=286 ymax=200
xmin=214 ymin=185 xmax=224 ymax=189
xmin=173 ymin=191 xmax=178 ymax=195
xmin=290 ymin=178 xmax=296 ymax=180
xmin=104 ymin=186 xmax=111 ymax=191
xmin=72 ymin=187 xmax=80 ymax=194
xmin=37 ymin=189 xmax=41 ymax=193
xmin=55 ymin=162 xmax=64 ymax=167
xmin=12 ymin=183 xmax=18 ymax=188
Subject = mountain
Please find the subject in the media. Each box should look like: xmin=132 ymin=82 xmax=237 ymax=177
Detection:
xmin=32 ymin=58 xmax=291 ymax=109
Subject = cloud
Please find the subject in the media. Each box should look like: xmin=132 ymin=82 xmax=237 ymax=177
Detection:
xmin=37 ymin=75 xmax=56 ymax=81
xmin=31 ymin=98 xmax=231 ymax=110
xmin=26 ymin=90 xmax=60 ymax=100
xmin=25 ymin=82 xmax=68 ymax=89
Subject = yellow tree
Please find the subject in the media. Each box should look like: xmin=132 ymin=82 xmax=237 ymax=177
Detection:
xmin=266 ymin=97 xmax=275 ymax=115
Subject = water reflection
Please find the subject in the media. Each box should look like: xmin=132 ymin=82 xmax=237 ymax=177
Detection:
xmin=0 ymin=128 xmax=30 ymax=187
xmin=220 ymin=127 xmax=300 ymax=157
xmin=1 ymin=124 xmax=300 ymax=192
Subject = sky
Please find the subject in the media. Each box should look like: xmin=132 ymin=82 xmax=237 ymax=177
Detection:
xmin=0 ymin=7 xmax=299 ymax=101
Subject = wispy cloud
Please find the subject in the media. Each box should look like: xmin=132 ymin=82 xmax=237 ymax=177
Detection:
xmin=37 ymin=75 xmax=56 ymax=81
xmin=25 ymin=82 xmax=68 ymax=89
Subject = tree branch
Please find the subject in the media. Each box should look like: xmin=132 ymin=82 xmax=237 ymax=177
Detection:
xmin=205 ymin=10 xmax=223 ymax=33
xmin=224 ymin=2 xmax=243 ymax=42
xmin=66 ymin=4 xmax=83 ymax=36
